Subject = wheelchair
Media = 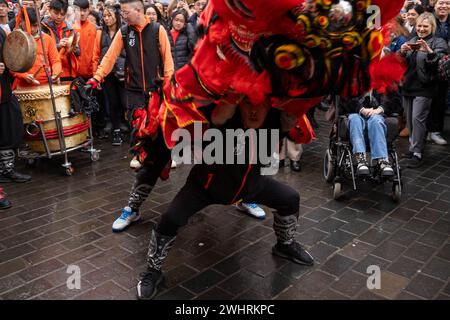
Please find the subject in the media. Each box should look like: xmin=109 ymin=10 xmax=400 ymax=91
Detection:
xmin=323 ymin=97 xmax=403 ymax=202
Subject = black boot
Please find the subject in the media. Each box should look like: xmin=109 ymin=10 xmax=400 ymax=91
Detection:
xmin=272 ymin=213 xmax=314 ymax=266
xmin=137 ymin=230 xmax=176 ymax=300
xmin=0 ymin=150 xmax=31 ymax=183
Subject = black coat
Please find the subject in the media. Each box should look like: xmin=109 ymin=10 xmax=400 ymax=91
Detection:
xmin=0 ymin=28 xmax=23 ymax=149
xmin=168 ymin=24 xmax=197 ymax=70
xmin=339 ymin=91 xmax=402 ymax=116
xmin=401 ymin=35 xmax=448 ymax=98
xmin=435 ymin=14 xmax=450 ymax=43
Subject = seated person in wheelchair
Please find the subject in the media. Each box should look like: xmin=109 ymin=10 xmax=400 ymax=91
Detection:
xmin=341 ymin=91 xmax=401 ymax=177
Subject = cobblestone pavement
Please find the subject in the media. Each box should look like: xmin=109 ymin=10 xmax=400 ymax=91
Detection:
xmin=0 ymin=114 xmax=449 ymax=300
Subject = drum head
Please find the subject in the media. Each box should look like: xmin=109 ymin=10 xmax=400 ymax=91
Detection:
xmin=3 ymin=30 xmax=37 ymax=73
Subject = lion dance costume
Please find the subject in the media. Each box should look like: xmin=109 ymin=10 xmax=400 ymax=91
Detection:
xmin=134 ymin=0 xmax=406 ymax=300
xmin=130 ymin=0 xmax=405 ymax=165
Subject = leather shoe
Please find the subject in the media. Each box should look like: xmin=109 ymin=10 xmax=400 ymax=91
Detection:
xmin=0 ymin=171 xmax=32 ymax=183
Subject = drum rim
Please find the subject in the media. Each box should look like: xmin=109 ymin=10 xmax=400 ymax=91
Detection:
xmin=3 ymin=29 xmax=37 ymax=73
xmin=14 ymin=84 xmax=71 ymax=101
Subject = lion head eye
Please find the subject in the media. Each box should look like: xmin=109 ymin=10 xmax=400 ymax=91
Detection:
xmin=225 ymin=0 xmax=256 ymax=20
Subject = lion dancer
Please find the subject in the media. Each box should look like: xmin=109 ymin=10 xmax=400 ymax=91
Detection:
xmin=137 ymin=100 xmax=316 ymax=300
xmin=133 ymin=0 xmax=406 ymax=299
xmin=87 ymin=0 xmax=174 ymax=232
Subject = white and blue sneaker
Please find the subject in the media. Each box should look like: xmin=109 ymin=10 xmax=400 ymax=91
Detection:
xmin=112 ymin=207 xmax=141 ymax=232
xmin=236 ymin=203 xmax=266 ymax=220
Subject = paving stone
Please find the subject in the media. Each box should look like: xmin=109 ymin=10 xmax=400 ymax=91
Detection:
xmin=404 ymin=242 xmax=436 ymax=263
xmin=371 ymin=241 xmax=407 ymax=262
xmin=405 ymin=274 xmax=445 ymax=299
xmin=2 ymin=121 xmax=449 ymax=300
xmin=331 ymin=270 xmax=367 ymax=297
xmin=422 ymin=258 xmax=450 ymax=281
xmin=388 ymin=256 xmax=423 ymax=279
xmin=319 ymin=254 xmax=356 ymax=277
xmin=182 ymin=269 xmax=226 ymax=294
xmin=339 ymin=241 xmax=376 ymax=261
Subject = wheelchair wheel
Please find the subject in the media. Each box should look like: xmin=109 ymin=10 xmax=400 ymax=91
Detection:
xmin=392 ymin=183 xmax=401 ymax=203
xmin=333 ymin=182 xmax=342 ymax=200
xmin=323 ymin=149 xmax=335 ymax=183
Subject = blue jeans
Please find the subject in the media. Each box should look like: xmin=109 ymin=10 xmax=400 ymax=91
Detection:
xmin=348 ymin=113 xmax=388 ymax=160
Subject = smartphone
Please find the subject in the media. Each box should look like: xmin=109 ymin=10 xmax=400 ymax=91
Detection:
xmin=409 ymin=42 xmax=421 ymax=50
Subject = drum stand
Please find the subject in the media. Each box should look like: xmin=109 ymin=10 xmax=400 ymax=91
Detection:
xmin=20 ymin=1 xmax=101 ymax=176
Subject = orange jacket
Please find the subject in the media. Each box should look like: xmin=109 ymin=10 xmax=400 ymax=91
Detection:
xmin=42 ymin=20 xmax=79 ymax=79
xmin=91 ymin=29 xmax=103 ymax=74
xmin=93 ymin=17 xmax=174 ymax=84
xmin=12 ymin=33 xmax=62 ymax=88
xmin=77 ymin=21 xmax=97 ymax=78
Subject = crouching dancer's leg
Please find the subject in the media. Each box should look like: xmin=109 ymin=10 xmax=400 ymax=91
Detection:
xmin=247 ymin=177 xmax=314 ymax=266
xmin=113 ymin=131 xmax=171 ymax=232
xmin=137 ymin=178 xmax=212 ymax=300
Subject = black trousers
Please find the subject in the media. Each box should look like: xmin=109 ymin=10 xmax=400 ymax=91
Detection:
xmin=127 ymin=131 xmax=172 ymax=211
xmin=428 ymin=82 xmax=449 ymax=133
xmin=0 ymin=97 xmax=23 ymax=150
xmin=156 ymin=170 xmax=300 ymax=237
xmin=103 ymin=75 xmax=126 ymax=130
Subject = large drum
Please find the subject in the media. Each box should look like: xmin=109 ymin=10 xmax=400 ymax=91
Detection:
xmin=14 ymin=84 xmax=90 ymax=153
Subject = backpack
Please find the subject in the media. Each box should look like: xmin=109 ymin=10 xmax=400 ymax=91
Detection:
xmin=70 ymin=77 xmax=100 ymax=116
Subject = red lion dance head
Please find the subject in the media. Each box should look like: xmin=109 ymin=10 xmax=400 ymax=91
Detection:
xmin=158 ymin=0 xmax=405 ymax=147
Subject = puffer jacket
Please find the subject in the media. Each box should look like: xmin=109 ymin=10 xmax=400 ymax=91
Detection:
xmin=168 ymin=23 xmax=197 ymax=70
xmin=401 ymin=35 xmax=448 ymax=98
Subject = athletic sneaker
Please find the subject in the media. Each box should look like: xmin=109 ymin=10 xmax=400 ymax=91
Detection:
xmin=112 ymin=206 xmax=141 ymax=232
xmin=236 ymin=203 xmax=266 ymax=219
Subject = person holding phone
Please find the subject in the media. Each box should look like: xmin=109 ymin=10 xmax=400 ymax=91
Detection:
xmin=400 ymin=12 xmax=448 ymax=168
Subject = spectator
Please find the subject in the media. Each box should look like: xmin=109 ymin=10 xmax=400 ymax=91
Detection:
xmin=427 ymin=0 xmax=450 ymax=145
xmin=75 ymin=0 xmax=98 ymax=80
xmin=12 ymin=8 xmax=62 ymax=88
xmin=168 ymin=9 xmax=196 ymax=70
xmin=400 ymin=12 xmax=448 ymax=168
xmin=342 ymin=91 xmax=400 ymax=176
xmin=0 ymin=0 xmax=11 ymax=33
xmin=405 ymin=3 xmax=425 ymax=36
xmin=88 ymin=9 xmax=102 ymax=27
xmin=387 ymin=16 xmax=411 ymax=53
xmin=188 ymin=0 xmax=206 ymax=29
xmin=145 ymin=4 xmax=162 ymax=23
xmin=42 ymin=0 xmax=80 ymax=81
xmin=92 ymin=4 xmax=127 ymax=146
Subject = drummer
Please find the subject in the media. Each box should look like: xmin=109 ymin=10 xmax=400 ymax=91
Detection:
xmin=0 ymin=24 xmax=32 ymax=184
xmin=42 ymin=0 xmax=79 ymax=81
xmin=12 ymin=8 xmax=62 ymax=88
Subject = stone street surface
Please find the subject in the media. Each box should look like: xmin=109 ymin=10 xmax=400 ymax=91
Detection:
xmin=0 ymin=114 xmax=449 ymax=300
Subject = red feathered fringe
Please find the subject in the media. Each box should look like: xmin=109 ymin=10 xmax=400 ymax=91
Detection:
xmin=369 ymin=54 xmax=407 ymax=94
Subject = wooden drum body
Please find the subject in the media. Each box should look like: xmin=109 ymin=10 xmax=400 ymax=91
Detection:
xmin=14 ymin=84 xmax=89 ymax=153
